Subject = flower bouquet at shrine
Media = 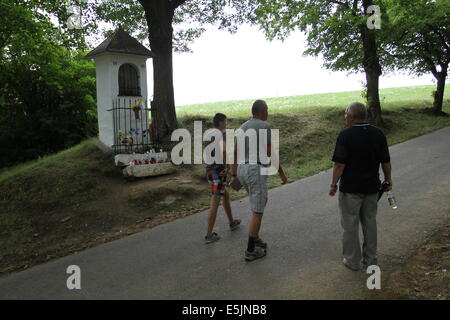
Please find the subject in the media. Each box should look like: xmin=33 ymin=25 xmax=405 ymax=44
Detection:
xmin=131 ymin=99 xmax=144 ymax=120
xmin=115 ymin=148 xmax=175 ymax=180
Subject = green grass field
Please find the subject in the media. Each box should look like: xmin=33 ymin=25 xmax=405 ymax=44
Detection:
xmin=176 ymin=85 xmax=443 ymax=117
xmin=0 ymin=84 xmax=449 ymax=275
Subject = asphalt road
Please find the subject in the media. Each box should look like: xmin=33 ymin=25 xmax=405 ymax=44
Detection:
xmin=1 ymin=126 xmax=449 ymax=299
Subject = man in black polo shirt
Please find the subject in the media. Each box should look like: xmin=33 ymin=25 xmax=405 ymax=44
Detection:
xmin=329 ymin=102 xmax=392 ymax=271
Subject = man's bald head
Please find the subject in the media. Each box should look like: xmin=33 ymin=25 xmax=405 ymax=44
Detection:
xmin=346 ymin=102 xmax=367 ymax=121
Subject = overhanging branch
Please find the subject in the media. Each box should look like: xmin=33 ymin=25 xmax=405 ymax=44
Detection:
xmin=171 ymin=0 xmax=187 ymax=9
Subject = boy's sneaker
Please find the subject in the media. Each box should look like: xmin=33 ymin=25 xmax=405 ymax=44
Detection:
xmin=205 ymin=232 xmax=221 ymax=244
xmin=255 ymin=237 xmax=267 ymax=249
xmin=245 ymin=247 xmax=267 ymax=262
xmin=229 ymin=219 xmax=241 ymax=231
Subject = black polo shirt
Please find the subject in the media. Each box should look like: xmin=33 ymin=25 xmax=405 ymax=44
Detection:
xmin=332 ymin=123 xmax=390 ymax=194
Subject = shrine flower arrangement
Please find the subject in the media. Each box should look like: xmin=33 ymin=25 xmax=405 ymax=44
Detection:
xmin=131 ymin=98 xmax=144 ymax=119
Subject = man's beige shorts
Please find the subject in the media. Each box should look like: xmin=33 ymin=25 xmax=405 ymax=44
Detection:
xmin=237 ymin=164 xmax=268 ymax=213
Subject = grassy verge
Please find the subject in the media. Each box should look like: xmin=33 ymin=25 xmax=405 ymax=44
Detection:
xmin=0 ymin=85 xmax=449 ymax=276
xmin=368 ymin=222 xmax=449 ymax=300
xmin=0 ymin=141 xmax=119 ymax=269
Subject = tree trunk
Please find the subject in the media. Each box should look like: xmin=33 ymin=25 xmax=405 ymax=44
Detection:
xmin=361 ymin=0 xmax=383 ymax=125
xmin=433 ymin=67 xmax=447 ymax=115
xmin=139 ymin=0 xmax=178 ymax=143
xmin=365 ymin=70 xmax=382 ymax=124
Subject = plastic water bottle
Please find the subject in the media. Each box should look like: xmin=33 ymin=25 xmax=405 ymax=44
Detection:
xmin=387 ymin=191 xmax=398 ymax=209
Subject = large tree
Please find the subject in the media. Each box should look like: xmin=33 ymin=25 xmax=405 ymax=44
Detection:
xmin=95 ymin=0 xmax=256 ymax=142
xmin=384 ymin=0 xmax=449 ymax=115
xmin=252 ymin=0 xmax=389 ymax=124
xmin=137 ymin=0 xmax=186 ymax=143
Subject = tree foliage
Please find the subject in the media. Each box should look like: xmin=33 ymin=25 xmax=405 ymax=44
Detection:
xmin=249 ymin=0 xmax=389 ymax=124
xmin=252 ymin=1 xmax=389 ymax=71
xmin=384 ymin=0 xmax=449 ymax=114
xmin=94 ymin=0 xmax=258 ymax=52
xmin=0 ymin=1 xmax=97 ymax=167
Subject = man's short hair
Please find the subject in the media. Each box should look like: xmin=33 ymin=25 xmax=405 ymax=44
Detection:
xmin=213 ymin=113 xmax=227 ymax=128
xmin=252 ymin=100 xmax=268 ymax=115
xmin=346 ymin=102 xmax=367 ymax=120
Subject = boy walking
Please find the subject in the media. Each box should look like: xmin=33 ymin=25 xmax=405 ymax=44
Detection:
xmin=205 ymin=113 xmax=241 ymax=243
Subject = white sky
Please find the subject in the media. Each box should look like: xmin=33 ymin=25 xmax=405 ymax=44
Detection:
xmin=170 ymin=24 xmax=436 ymax=106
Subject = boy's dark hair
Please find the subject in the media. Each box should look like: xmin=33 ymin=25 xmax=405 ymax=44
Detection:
xmin=213 ymin=113 xmax=227 ymax=128
xmin=252 ymin=99 xmax=267 ymax=115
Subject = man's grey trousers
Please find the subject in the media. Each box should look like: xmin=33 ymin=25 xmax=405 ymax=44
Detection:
xmin=338 ymin=192 xmax=378 ymax=268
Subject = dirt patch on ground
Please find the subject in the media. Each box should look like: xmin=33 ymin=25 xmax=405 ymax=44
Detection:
xmin=0 ymin=148 xmax=213 ymax=277
xmin=368 ymin=222 xmax=449 ymax=300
